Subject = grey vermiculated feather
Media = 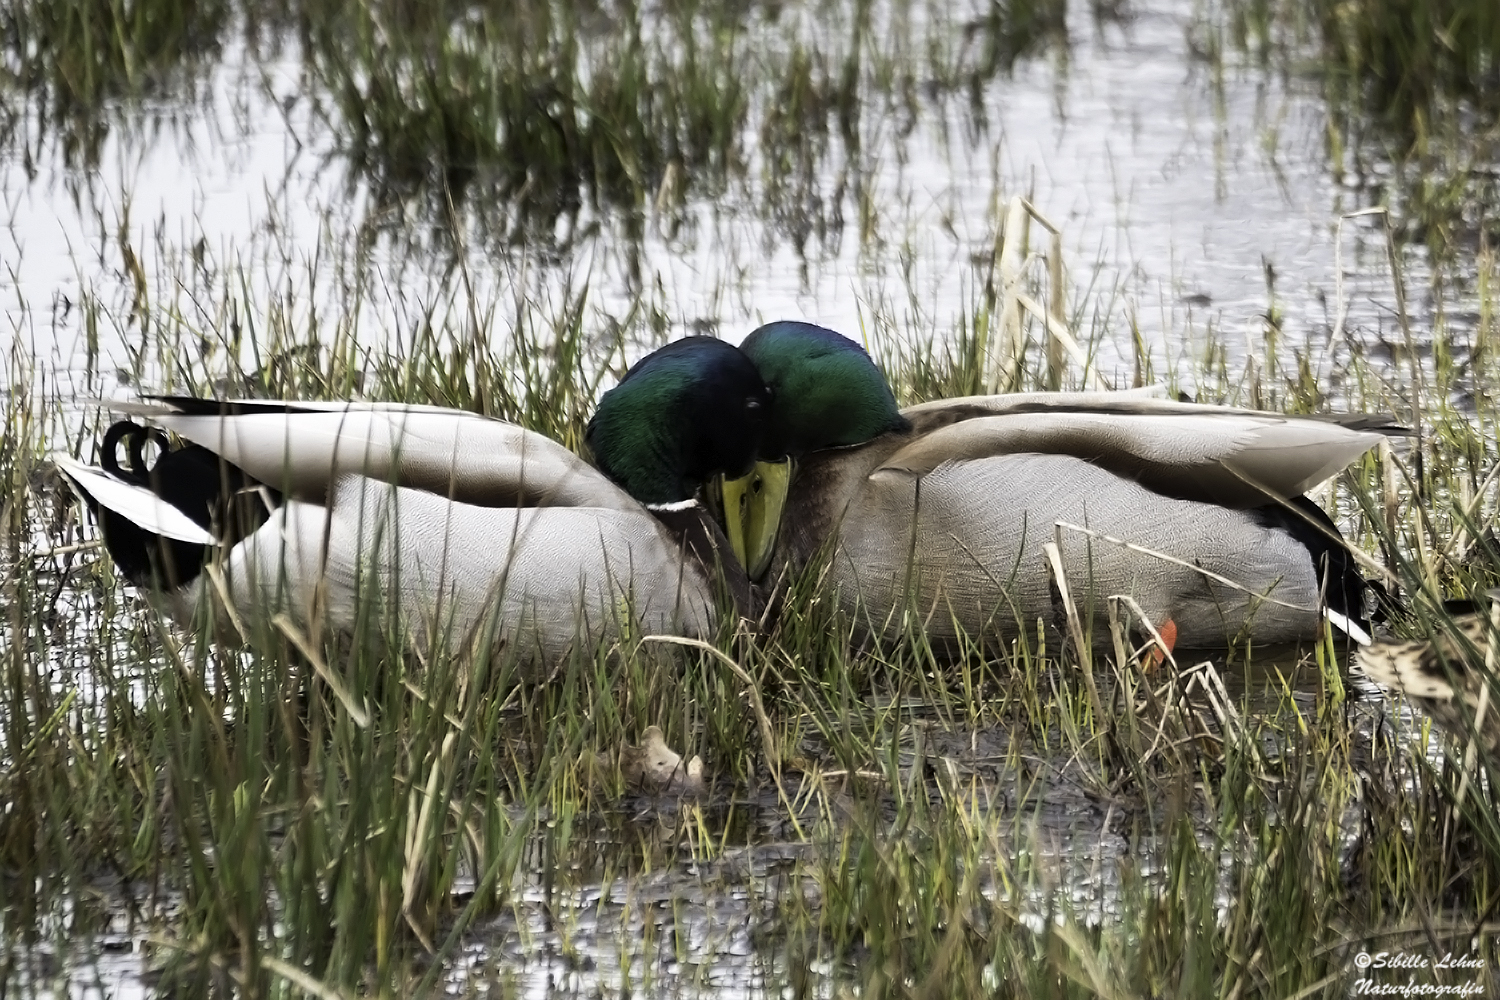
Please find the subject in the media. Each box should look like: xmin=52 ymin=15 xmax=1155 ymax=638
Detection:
xmin=734 ymin=323 xmax=1399 ymax=651
xmin=769 ymin=392 xmax=1395 ymax=649
xmin=184 ymin=477 xmax=714 ymax=666
xmin=811 ymin=451 xmax=1331 ymax=647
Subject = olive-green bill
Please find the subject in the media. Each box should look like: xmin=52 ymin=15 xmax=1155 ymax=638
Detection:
xmin=716 ymin=459 xmax=792 ymax=580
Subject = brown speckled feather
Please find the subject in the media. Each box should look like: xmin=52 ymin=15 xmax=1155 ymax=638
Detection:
xmin=1357 ymin=614 xmax=1500 ymax=754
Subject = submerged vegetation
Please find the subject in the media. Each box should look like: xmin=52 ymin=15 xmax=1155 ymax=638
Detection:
xmin=1220 ymin=0 xmax=1500 ymax=118
xmin=0 ymin=0 xmax=230 ymax=168
xmin=5 ymin=0 xmax=1500 ymax=996
xmin=0 ymin=0 xmax=1057 ymax=233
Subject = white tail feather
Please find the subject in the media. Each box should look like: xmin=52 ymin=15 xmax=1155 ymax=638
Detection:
xmin=52 ymin=455 xmax=216 ymax=545
xmin=1323 ymin=607 xmax=1372 ymax=647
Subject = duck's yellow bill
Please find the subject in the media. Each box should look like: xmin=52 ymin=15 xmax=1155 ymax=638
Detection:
xmin=718 ymin=459 xmax=791 ymax=580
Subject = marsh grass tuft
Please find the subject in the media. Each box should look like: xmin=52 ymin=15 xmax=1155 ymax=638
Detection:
xmin=1206 ymin=0 xmax=1500 ymax=257
xmin=9 ymin=2 xmax=1500 ymax=993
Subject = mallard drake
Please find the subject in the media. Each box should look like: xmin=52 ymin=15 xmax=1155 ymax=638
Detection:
xmin=53 ymin=337 xmax=768 ymax=670
xmin=1357 ymin=599 xmax=1500 ymax=755
xmin=720 ymin=321 xmax=1401 ymax=653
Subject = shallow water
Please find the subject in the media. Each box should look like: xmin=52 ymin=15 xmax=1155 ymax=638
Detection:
xmin=3 ymin=0 xmax=1493 ymax=994
xmin=1 ymin=0 xmax=1469 ymax=397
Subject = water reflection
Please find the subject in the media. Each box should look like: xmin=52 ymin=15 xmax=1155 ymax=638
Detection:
xmin=1 ymin=0 xmax=233 ymax=170
xmin=5 ymin=2 xmax=1500 ymax=991
xmin=4 ymin=0 xmax=1490 ymax=402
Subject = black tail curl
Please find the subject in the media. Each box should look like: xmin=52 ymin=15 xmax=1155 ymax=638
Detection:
xmin=89 ymin=420 xmax=277 ymax=590
xmin=1252 ymin=495 xmax=1387 ymax=633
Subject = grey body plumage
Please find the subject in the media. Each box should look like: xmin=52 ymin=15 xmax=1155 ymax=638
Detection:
xmin=732 ymin=322 xmax=1398 ymax=650
xmin=54 ymin=340 xmax=770 ymax=672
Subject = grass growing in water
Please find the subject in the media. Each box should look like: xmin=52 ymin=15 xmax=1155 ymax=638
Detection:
xmin=6 ymin=218 xmax=1500 ymax=997
xmin=1203 ymin=0 xmax=1500 ymax=258
xmin=8 ymin=0 xmax=1500 ymax=994
xmin=5 ymin=0 xmax=1080 ymax=243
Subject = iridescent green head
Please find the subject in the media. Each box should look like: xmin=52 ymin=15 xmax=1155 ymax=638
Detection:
xmin=720 ymin=322 xmax=911 ymax=579
xmin=738 ymin=321 xmax=911 ymax=457
xmin=585 ymin=336 xmax=770 ymax=507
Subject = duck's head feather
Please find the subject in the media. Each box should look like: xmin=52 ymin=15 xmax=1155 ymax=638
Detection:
xmin=587 ymin=337 xmax=771 ymax=506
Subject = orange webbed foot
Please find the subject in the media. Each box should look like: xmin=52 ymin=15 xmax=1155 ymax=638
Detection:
xmin=1143 ymin=618 xmax=1178 ymax=671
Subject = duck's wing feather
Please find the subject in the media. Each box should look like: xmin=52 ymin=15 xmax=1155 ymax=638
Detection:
xmin=106 ymin=399 xmax=632 ymax=510
xmin=886 ymin=397 xmax=1396 ymax=507
xmin=901 ymin=386 xmax=1170 ymax=423
xmin=902 ymin=390 xmax=1407 ymax=433
xmin=52 ymin=455 xmax=216 ymax=544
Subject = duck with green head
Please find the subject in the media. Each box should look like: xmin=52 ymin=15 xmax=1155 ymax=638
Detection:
xmin=721 ymin=320 xmax=1398 ymax=654
xmin=53 ymin=336 xmax=769 ymax=673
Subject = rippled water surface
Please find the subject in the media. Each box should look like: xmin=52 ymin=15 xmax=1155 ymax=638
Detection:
xmin=2 ymin=0 xmax=1466 ymax=394
xmin=4 ymin=0 xmax=1493 ymax=994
